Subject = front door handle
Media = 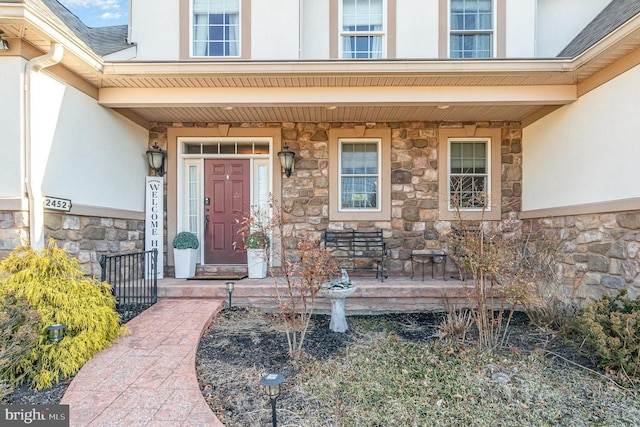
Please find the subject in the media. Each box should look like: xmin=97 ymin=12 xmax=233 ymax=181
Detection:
xmin=205 ymin=215 xmax=210 ymax=230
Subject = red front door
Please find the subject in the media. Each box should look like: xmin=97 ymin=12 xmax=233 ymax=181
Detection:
xmin=204 ymin=159 xmax=250 ymax=264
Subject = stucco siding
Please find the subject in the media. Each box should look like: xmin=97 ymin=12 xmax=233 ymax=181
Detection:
xmin=130 ymin=0 xmax=180 ymax=59
xmin=505 ymin=0 xmax=535 ymax=58
xmin=396 ymin=0 xmax=438 ymax=59
xmin=301 ymin=0 xmax=330 ymax=58
xmin=536 ymin=0 xmax=610 ymax=57
xmin=31 ymin=72 xmax=148 ymax=212
xmin=0 ymin=58 xmax=24 ymax=199
xmin=252 ymin=0 xmax=300 ymax=59
xmin=522 ymin=63 xmax=640 ymax=212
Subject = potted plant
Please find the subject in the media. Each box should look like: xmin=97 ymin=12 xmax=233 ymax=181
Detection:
xmin=245 ymin=232 xmax=269 ymax=279
xmin=173 ymin=231 xmax=199 ymax=279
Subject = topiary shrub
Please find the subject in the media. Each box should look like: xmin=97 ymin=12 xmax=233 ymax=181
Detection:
xmin=0 ymin=292 xmax=41 ymax=397
xmin=577 ymin=290 xmax=640 ymax=382
xmin=0 ymin=241 xmax=126 ymax=390
xmin=172 ymin=231 xmax=199 ymax=249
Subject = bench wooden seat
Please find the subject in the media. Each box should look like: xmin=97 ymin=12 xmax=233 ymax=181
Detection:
xmin=324 ymin=230 xmax=388 ymax=282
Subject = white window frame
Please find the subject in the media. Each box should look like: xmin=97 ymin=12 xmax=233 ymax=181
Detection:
xmin=338 ymin=138 xmax=382 ymax=212
xmin=447 ymin=138 xmax=491 ymax=212
xmin=191 ymin=0 xmax=241 ymax=58
xmin=448 ymin=0 xmax=495 ymax=58
xmin=339 ymin=0 xmax=386 ymax=59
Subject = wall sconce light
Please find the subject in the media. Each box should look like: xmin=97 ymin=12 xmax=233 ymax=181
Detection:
xmin=225 ymin=281 xmax=235 ymax=309
xmin=0 ymin=30 xmax=9 ymax=51
xmin=260 ymin=373 xmax=284 ymax=427
xmin=46 ymin=324 xmax=67 ymax=343
xmin=146 ymin=144 xmax=166 ymax=177
xmin=277 ymin=145 xmax=295 ymax=178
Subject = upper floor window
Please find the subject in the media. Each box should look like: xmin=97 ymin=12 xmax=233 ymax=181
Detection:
xmin=341 ymin=0 xmax=384 ymax=59
xmin=448 ymin=139 xmax=489 ymax=210
xmin=192 ymin=0 xmax=240 ymax=57
xmin=340 ymin=140 xmax=380 ymax=210
xmin=450 ymin=0 xmax=493 ymax=58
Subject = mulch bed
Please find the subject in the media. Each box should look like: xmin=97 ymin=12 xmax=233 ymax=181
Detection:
xmin=195 ymin=307 xmax=607 ymax=427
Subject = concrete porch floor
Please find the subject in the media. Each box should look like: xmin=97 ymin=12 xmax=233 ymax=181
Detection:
xmin=158 ymin=275 xmax=471 ymax=313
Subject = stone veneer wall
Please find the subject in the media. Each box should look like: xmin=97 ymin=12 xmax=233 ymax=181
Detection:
xmin=0 ymin=211 xmax=145 ymax=278
xmin=0 ymin=211 xmax=29 ymax=259
xmin=150 ymin=121 xmax=523 ymax=277
xmin=523 ymin=212 xmax=640 ymax=300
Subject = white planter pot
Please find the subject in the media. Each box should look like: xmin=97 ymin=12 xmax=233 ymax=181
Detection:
xmin=174 ymin=248 xmax=197 ymax=279
xmin=247 ymin=249 xmax=267 ymax=278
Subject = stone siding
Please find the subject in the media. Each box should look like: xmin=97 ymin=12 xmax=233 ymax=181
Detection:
xmin=0 ymin=211 xmax=145 ymax=278
xmin=45 ymin=213 xmax=146 ymax=277
xmin=0 ymin=211 xmax=30 ymax=259
xmin=524 ymin=211 xmax=640 ymax=300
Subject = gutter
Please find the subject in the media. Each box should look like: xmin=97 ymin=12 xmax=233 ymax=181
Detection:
xmin=25 ymin=43 xmax=64 ymax=249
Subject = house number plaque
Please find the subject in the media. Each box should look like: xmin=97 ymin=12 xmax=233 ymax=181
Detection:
xmin=43 ymin=196 xmax=72 ymax=212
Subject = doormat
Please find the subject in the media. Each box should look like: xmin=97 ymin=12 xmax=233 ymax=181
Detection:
xmin=187 ymin=275 xmax=247 ymax=281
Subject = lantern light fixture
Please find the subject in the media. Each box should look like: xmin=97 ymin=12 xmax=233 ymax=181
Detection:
xmin=0 ymin=30 xmax=9 ymax=51
xmin=277 ymin=145 xmax=295 ymax=178
xmin=146 ymin=144 xmax=166 ymax=177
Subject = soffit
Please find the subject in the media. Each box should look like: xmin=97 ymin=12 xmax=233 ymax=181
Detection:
xmin=130 ymin=104 xmax=544 ymax=124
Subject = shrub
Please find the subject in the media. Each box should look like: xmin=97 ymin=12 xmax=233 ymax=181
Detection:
xmin=447 ymin=218 xmax=531 ymax=349
xmin=0 ymin=241 xmax=126 ymax=390
xmin=516 ymin=234 xmax=579 ymax=330
xmin=172 ymin=231 xmax=199 ymax=249
xmin=0 ymin=292 xmax=41 ymax=397
xmin=577 ymin=290 xmax=640 ymax=381
xmin=245 ymin=232 xmax=269 ymax=249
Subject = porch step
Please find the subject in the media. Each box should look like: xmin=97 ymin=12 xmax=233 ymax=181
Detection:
xmin=157 ymin=277 xmax=471 ymax=314
xmin=194 ymin=265 xmax=248 ymax=278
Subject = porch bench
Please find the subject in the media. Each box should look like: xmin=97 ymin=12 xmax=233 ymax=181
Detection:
xmin=324 ymin=230 xmax=388 ymax=282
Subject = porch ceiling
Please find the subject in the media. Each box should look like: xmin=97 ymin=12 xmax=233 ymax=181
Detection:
xmin=123 ymin=104 xmax=546 ymax=124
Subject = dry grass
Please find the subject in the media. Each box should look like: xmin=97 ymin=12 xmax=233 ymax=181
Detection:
xmin=197 ymin=308 xmax=640 ymax=427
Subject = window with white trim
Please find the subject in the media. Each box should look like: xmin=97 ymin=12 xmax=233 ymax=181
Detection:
xmin=450 ymin=0 xmax=493 ymax=58
xmin=448 ymin=139 xmax=489 ymax=209
xmin=192 ymin=0 xmax=240 ymax=57
xmin=341 ymin=0 xmax=384 ymax=59
xmin=339 ymin=140 xmax=380 ymax=210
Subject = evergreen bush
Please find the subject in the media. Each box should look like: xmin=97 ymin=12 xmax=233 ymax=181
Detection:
xmin=577 ymin=290 xmax=640 ymax=382
xmin=0 ymin=241 xmax=126 ymax=390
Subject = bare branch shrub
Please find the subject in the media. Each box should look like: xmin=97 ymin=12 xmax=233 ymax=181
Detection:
xmin=240 ymin=195 xmax=338 ymax=358
xmin=516 ymin=232 xmax=580 ymax=330
xmin=447 ymin=195 xmax=534 ymax=349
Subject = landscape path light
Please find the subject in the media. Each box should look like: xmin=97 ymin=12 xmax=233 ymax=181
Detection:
xmin=225 ymin=281 xmax=235 ymax=309
xmin=260 ymin=373 xmax=284 ymax=427
xmin=46 ymin=324 xmax=67 ymax=343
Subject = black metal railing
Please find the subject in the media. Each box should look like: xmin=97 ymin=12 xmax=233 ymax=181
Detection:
xmin=100 ymin=249 xmax=158 ymax=323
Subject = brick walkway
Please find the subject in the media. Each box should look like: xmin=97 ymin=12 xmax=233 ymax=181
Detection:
xmin=60 ymin=299 xmax=225 ymax=426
